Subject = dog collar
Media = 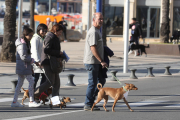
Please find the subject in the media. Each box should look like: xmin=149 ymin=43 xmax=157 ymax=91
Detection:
xmin=123 ymin=86 xmax=128 ymax=92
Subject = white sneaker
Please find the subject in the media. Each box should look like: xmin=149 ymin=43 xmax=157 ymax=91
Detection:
xmin=11 ymin=102 xmax=24 ymax=107
xmin=29 ymin=101 xmax=41 ymax=107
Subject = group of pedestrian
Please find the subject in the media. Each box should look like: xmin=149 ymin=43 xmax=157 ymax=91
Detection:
xmin=11 ymin=12 xmax=115 ymax=111
xmin=11 ymin=20 xmax=64 ymax=107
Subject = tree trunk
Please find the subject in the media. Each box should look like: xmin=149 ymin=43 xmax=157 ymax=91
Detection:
xmin=30 ymin=0 xmax=35 ymax=31
xmin=102 ymin=0 xmax=107 ymax=46
xmin=160 ymin=0 xmax=170 ymax=43
xmin=0 ymin=0 xmax=17 ymax=62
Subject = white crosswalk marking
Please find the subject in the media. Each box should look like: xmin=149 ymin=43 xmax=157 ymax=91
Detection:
xmin=164 ymin=103 xmax=180 ymax=107
xmin=117 ymin=100 xmax=168 ymax=107
xmin=2 ymin=99 xmax=170 ymax=120
xmin=0 ymin=98 xmax=22 ymax=103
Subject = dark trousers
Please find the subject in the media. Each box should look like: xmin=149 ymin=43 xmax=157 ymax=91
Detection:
xmin=130 ymin=36 xmax=139 ymax=45
xmin=34 ymin=73 xmax=46 ymax=89
xmin=34 ymin=65 xmax=60 ymax=97
xmin=63 ymin=27 xmax=67 ymax=39
xmin=84 ymin=64 xmax=106 ymax=107
xmin=129 ymin=36 xmax=140 ymax=53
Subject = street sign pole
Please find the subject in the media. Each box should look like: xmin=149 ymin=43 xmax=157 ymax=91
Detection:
xmin=123 ymin=0 xmax=130 ymax=73
xmin=49 ymin=0 xmax=52 ymax=15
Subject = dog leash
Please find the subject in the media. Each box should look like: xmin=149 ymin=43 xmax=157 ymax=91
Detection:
xmin=106 ymin=67 xmax=128 ymax=92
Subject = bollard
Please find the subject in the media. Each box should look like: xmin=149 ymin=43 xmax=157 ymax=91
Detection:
xmin=130 ymin=69 xmax=138 ymax=79
xmin=143 ymin=38 xmax=145 ymax=44
xmin=146 ymin=67 xmax=155 ymax=77
xmin=10 ymin=79 xmax=18 ymax=92
xmin=164 ymin=66 xmax=172 ymax=75
xmin=109 ymin=38 xmax=112 ymax=43
xmin=66 ymin=74 xmax=76 ymax=86
xmin=110 ymin=70 xmax=118 ymax=81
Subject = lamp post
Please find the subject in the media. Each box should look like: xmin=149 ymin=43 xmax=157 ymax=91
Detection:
xmin=87 ymin=0 xmax=90 ymax=32
xmin=49 ymin=0 xmax=52 ymax=15
xmin=123 ymin=0 xmax=130 ymax=73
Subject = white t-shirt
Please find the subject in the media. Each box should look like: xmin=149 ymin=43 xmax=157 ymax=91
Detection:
xmin=83 ymin=26 xmax=104 ymax=64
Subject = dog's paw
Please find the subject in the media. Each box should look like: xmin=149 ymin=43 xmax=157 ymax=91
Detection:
xmin=130 ymin=109 xmax=134 ymax=112
xmin=105 ymin=110 xmax=109 ymax=112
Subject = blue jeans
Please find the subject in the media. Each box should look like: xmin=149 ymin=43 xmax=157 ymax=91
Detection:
xmin=84 ymin=64 xmax=106 ymax=106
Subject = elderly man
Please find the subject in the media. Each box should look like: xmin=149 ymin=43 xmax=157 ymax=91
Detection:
xmin=83 ymin=12 xmax=108 ymax=111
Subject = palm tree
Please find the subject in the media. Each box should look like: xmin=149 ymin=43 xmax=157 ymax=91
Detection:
xmin=160 ymin=0 xmax=170 ymax=43
xmin=30 ymin=0 xmax=35 ymax=31
xmin=0 ymin=0 xmax=17 ymax=62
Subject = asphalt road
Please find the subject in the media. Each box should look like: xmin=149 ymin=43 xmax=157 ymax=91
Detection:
xmin=1 ymin=74 xmax=180 ymax=120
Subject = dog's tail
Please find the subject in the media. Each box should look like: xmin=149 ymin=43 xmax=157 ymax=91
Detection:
xmin=21 ymin=87 xmax=26 ymax=92
xmin=97 ymin=83 xmax=102 ymax=90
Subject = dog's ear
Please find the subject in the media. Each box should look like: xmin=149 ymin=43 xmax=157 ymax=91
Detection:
xmin=63 ymin=96 xmax=66 ymax=99
xmin=125 ymin=83 xmax=129 ymax=85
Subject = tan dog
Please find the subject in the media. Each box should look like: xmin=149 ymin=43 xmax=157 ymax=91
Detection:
xmin=21 ymin=87 xmax=52 ymax=105
xmin=91 ymin=83 xmax=138 ymax=112
xmin=58 ymin=97 xmax=71 ymax=109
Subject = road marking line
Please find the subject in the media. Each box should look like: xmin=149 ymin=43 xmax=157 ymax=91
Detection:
xmin=0 ymin=98 xmax=22 ymax=103
xmin=117 ymin=100 xmax=168 ymax=107
xmin=67 ymin=100 xmax=116 ymax=107
xmin=3 ymin=110 xmax=84 ymax=120
xmin=2 ymin=99 xmax=169 ymax=120
xmin=164 ymin=103 xmax=180 ymax=107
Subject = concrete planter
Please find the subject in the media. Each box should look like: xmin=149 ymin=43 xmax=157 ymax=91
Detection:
xmin=145 ymin=44 xmax=180 ymax=56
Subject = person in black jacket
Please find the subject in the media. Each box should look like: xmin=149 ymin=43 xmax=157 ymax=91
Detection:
xmin=34 ymin=24 xmax=64 ymax=100
xmin=129 ymin=18 xmax=142 ymax=45
xmin=59 ymin=17 xmax=68 ymax=41
xmin=129 ymin=18 xmax=142 ymax=55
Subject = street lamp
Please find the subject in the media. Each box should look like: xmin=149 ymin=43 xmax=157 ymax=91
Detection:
xmin=49 ymin=0 xmax=52 ymax=15
xmin=123 ymin=0 xmax=130 ymax=73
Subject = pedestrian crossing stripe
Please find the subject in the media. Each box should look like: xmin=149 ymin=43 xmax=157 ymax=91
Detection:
xmin=0 ymin=97 xmax=174 ymax=108
xmin=164 ymin=103 xmax=180 ymax=107
xmin=0 ymin=98 xmax=22 ymax=103
xmin=117 ymin=100 xmax=168 ymax=107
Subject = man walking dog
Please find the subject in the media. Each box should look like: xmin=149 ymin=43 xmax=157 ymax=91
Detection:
xmin=83 ymin=12 xmax=108 ymax=111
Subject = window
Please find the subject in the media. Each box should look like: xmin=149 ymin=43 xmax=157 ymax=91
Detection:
xmin=174 ymin=8 xmax=180 ymax=32
xmin=104 ymin=6 xmax=124 ymax=36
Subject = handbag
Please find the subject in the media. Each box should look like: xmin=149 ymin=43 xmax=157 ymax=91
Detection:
xmin=47 ymin=55 xmax=63 ymax=73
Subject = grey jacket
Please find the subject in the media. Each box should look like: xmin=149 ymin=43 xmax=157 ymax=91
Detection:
xmin=16 ymin=38 xmax=33 ymax=75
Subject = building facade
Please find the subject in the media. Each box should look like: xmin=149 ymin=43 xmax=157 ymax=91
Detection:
xmin=82 ymin=0 xmax=180 ymax=42
xmin=57 ymin=0 xmax=82 ymax=13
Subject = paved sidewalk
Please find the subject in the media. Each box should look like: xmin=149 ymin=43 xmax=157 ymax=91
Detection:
xmin=0 ymin=40 xmax=180 ymax=93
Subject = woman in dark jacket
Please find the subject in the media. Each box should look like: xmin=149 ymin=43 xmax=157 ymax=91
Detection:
xmin=34 ymin=24 xmax=64 ymax=99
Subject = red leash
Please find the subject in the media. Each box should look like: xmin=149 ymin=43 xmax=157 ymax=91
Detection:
xmin=39 ymin=92 xmax=48 ymax=101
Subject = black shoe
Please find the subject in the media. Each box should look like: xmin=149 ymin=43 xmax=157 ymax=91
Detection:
xmin=34 ymin=98 xmax=40 ymax=103
xmin=45 ymin=99 xmax=49 ymax=102
xmin=93 ymin=106 xmax=100 ymax=111
xmin=84 ymin=105 xmax=100 ymax=111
